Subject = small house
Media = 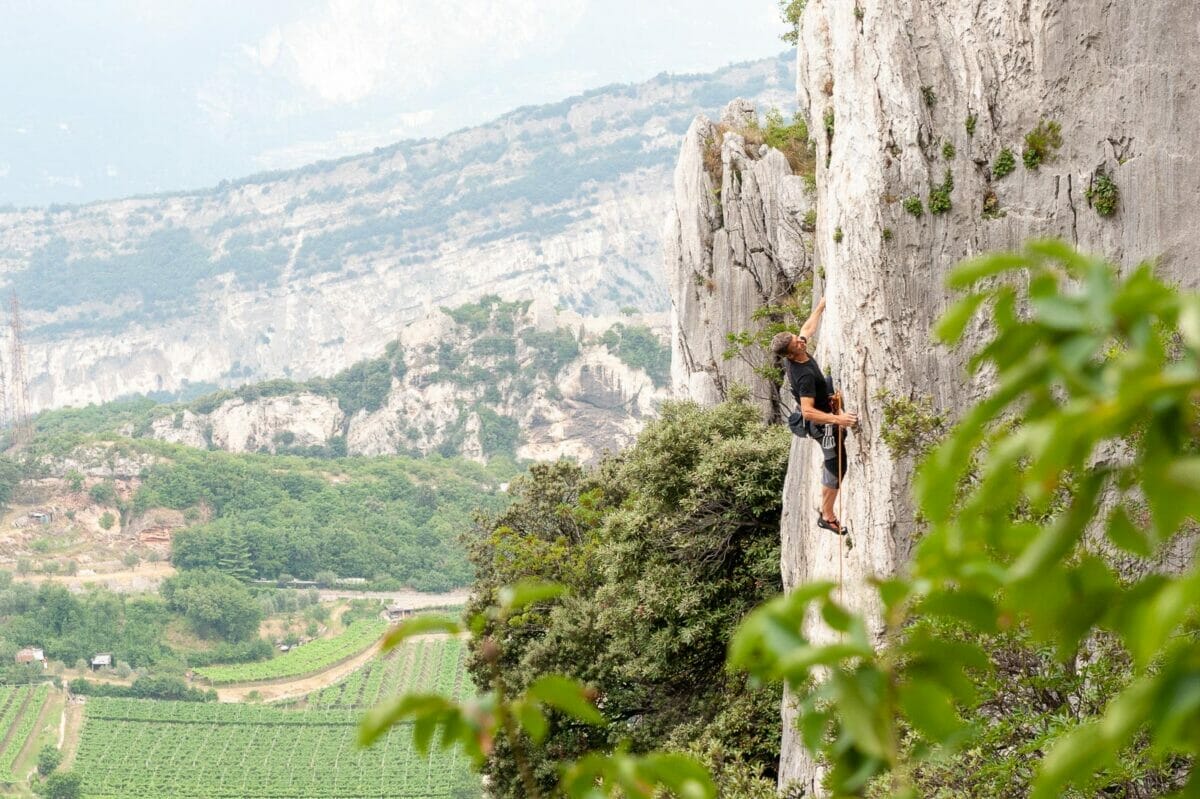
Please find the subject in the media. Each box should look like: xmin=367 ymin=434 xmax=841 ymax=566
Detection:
xmin=91 ymin=653 xmax=113 ymax=671
xmin=30 ymin=511 xmax=54 ymax=525
xmin=384 ymin=603 xmax=411 ymax=622
xmin=15 ymin=647 xmax=45 ymax=667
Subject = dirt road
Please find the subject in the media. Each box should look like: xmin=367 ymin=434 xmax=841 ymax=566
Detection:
xmin=15 ymin=562 xmax=176 ymax=593
xmin=317 ymin=588 xmax=469 ymax=606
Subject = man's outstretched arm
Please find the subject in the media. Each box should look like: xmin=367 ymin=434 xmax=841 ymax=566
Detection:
xmin=799 ymin=296 xmax=826 ymax=339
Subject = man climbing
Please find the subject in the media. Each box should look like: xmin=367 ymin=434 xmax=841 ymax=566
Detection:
xmin=771 ymin=297 xmax=858 ymax=535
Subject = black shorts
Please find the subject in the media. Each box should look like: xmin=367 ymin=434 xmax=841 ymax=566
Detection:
xmin=814 ymin=426 xmax=849 ymax=489
xmin=787 ymin=412 xmax=849 ymax=488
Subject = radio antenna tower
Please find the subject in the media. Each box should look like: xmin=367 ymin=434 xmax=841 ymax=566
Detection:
xmin=9 ymin=293 xmax=32 ymax=446
xmin=0 ymin=325 xmax=8 ymax=432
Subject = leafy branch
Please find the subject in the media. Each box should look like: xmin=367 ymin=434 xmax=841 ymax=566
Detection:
xmin=359 ymin=580 xmax=716 ymax=799
xmin=731 ymin=240 xmax=1200 ymax=797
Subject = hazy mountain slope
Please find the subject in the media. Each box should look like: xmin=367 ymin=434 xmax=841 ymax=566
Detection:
xmin=0 ymin=54 xmax=795 ymax=414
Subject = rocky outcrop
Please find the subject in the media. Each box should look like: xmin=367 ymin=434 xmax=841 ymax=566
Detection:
xmin=143 ymin=301 xmax=668 ymax=464
xmin=150 ymin=394 xmax=342 ymax=453
xmin=665 ymin=100 xmax=815 ymax=421
xmin=775 ymin=1 xmax=1200 ymax=792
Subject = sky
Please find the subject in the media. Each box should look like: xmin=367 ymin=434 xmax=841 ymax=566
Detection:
xmin=0 ymin=0 xmax=787 ymax=207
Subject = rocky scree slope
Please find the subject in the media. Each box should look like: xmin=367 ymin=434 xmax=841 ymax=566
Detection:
xmin=0 ymin=55 xmax=795 ymax=415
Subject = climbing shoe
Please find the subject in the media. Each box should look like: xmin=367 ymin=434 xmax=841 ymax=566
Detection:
xmin=816 ymin=512 xmax=847 ymax=536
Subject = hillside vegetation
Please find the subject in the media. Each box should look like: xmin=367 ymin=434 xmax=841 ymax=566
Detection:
xmin=463 ymin=396 xmax=790 ymax=796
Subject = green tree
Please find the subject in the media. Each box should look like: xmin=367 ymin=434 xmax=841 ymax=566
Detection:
xmin=37 ymin=745 xmax=61 ymax=776
xmin=731 ymin=241 xmax=1200 ymax=797
xmin=161 ymin=569 xmax=263 ymax=641
xmin=463 ymin=397 xmax=789 ymax=797
xmin=216 ymin=528 xmax=254 ymax=581
xmin=779 ymin=0 xmax=808 ymax=44
xmin=35 ymin=771 xmax=81 ymax=799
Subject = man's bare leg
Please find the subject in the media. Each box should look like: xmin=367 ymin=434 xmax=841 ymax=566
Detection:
xmin=821 ymin=486 xmax=838 ymax=524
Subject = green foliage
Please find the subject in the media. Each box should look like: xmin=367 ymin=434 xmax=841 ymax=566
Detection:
xmin=762 ymin=108 xmax=815 ymax=177
xmin=1085 ymin=170 xmax=1120 ymax=217
xmin=778 ymin=0 xmax=808 ymax=45
xmin=965 ymin=114 xmax=977 ymax=137
xmin=89 ymin=481 xmax=117 ymax=505
xmin=801 ymin=208 xmax=817 ymax=232
xmin=722 ymin=279 xmax=812 ymax=390
xmin=599 ymin=324 xmax=671 ymax=387
xmin=34 ymin=770 xmax=81 ymax=799
xmin=522 ymin=327 xmax=581 ymax=377
xmin=443 ymin=295 xmax=530 ymax=335
xmin=134 ymin=443 xmax=514 ymax=589
xmin=161 ymin=569 xmax=263 ymax=641
xmin=16 ymin=229 xmax=212 ymax=317
xmin=446 ymin=398 xmax=790 ymax=798
xmin=875 ymin=389 xmax=948 ymax=460
xmin=69 ymin=675 xmax=217 ymax=702
xmin=0 ymin=584 xmax=177 ymax=668
xmin=992 ymin=147 xmax=1017 ymax=179
xmin=942 ymin=141 xmax=956 ymax=160
xmin=361 ymin=583 xmax=718 ymax=799
xmin=870 ymin=623 xmax=1183 ymax=798
xmin=75 ymin=696 xmax=476 ymax=797
xmin=928 ymin=169 xmax=954 ymax=215
xmin=1023 ymin=120 xmax=1062 ymax=170
xmin=730 ymin=241 xmax=1200 ymax=798
xmin=0 ymin=459 xmax=24 ymax=511
xmin=197 ymin=620 xmax=385 ymax=684
xmin=920 ymin=86 xmax=936 ymax=107
xmin=882 ymin=228 xmax=893 ymax=242
xmin=312 ymin=355 xmax=398 ymax=418
xmin=902 ymin=196 xmax=924 ymax=217
xmin=476 ymin=407 xmax=522 ymax=459
xmin=833 ymin=226 xmax=844 ymax=243
xmin=37 ymin=744 xmax=61 ymax=777
xmin=97 ymin=512 xmax=115 ymax=531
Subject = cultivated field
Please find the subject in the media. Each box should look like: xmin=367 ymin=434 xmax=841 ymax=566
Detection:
xmin=304 ymin=636 xmax=470 ymax=710
xmin=73 ymin=698 xmax=474 ymax=798
xmin=0 ymin=684 xmax=52 ymax=783
xmin=196 ymin=619 xmax=387 ymax=685
xmin=70 ymin=637 xmax=477 ymax=798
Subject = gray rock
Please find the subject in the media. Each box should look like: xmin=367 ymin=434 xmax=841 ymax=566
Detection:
xmin=776 ymin=0 xmax=1200 ymax=792
xmin=664 ymin=100 xmax=815 ymax=421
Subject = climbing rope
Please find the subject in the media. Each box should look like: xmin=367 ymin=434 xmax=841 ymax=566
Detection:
xmin=836 ymin=416 xmax=844 ymax=608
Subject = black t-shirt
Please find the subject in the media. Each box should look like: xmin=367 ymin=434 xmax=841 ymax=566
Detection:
xmin=787 ymin=356 xmax=831 ymax=414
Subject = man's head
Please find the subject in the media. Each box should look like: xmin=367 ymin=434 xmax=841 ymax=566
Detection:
xmin=770 ymin=331 xmax=808 ymax=361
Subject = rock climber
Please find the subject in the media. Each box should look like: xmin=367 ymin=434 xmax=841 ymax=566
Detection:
xmin=771 ymin=297 xmax=858 ymax=535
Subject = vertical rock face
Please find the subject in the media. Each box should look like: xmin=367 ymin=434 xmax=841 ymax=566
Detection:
xmin=777 ymin=1 xmax=1200 ymax=792
xmin=664 ymin=100 xmax=815 ymax=421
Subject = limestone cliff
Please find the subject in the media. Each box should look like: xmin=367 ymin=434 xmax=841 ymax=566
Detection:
xmin=664 ymin=100 xmax=815 ymax=421
xmin=774 ymin=1 xmax=1200 ymax=792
